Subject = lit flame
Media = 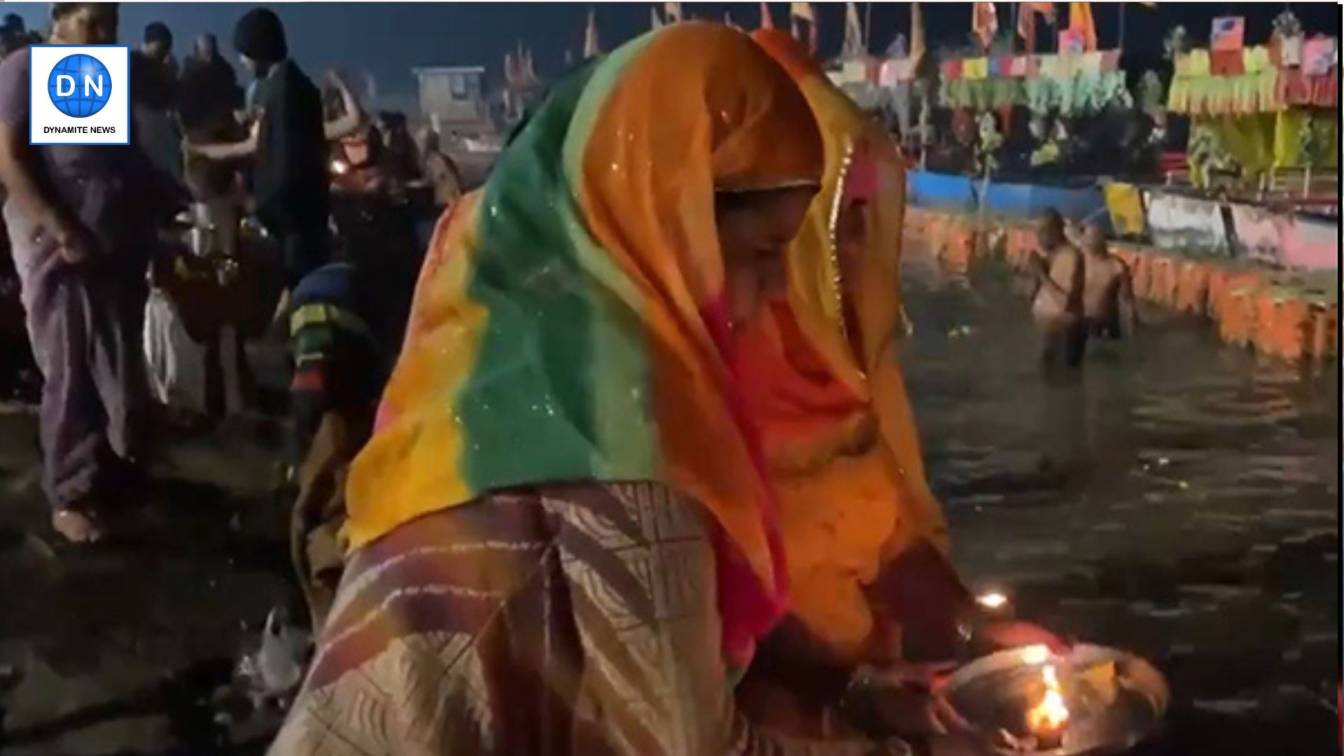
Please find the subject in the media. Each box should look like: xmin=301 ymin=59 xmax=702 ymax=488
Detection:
xmin=977 ymin=592 xmax=1009 ymax=610
xmin=331 ymin=159 xmax=349 ymax=175
xmin=1026 ymin=664 xmax=1070 ymax=734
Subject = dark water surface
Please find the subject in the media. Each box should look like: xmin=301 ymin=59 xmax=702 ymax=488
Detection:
xmin=900 ymin=249 xmax=1340 ymax=755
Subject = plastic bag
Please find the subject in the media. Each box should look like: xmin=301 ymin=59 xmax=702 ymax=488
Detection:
xmin=144 ymin=287 xmax=208 ymax=414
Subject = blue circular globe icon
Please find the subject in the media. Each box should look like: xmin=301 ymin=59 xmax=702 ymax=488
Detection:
xmin=47 ymin=53 xmax=111 ymax=118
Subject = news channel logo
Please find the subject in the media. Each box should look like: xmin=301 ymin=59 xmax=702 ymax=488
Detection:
xmin=48 ymin=53 xmax=112 ymax=117
xmin=29 ymin=45 xmax=129 ymax=145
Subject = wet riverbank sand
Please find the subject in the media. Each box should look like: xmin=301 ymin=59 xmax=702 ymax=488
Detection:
xmin=0 ymin=251 xmax=1338 ymax=754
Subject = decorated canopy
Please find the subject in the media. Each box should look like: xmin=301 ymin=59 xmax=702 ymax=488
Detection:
xmin=937 ymin=50 xmax=1128 ymax=115
xmin=826 ymin=49 xmax=1131 ymax=117
xmin=1167 ymin=36 xmax=1337 ymax=115
xmin=1169 ymin=36 xmax=1337 ymax=173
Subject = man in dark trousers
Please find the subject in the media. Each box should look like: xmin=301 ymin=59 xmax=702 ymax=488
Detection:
xmin=0 ymin=3 xmax=177 ymax=542
xmin=188 ymin=8 xmax=329 ymax=297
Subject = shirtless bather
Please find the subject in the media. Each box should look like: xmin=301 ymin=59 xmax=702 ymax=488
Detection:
xmin=1080 ymin=222 xmax=1136 ymax=339
xmin=1030 ymin=209 xmax=1086 ymax=370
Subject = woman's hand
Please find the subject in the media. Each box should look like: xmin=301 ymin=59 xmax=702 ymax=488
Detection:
xmin=845 ymin=662 xmax=970 ymax=739
xmin=867 ymin=683 xmax=969 ymax=738
xmin=45 ymin=218 xmax=95 ymax=264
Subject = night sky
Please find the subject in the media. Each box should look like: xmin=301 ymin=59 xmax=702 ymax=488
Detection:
xmin=4 ymin=2 xmax=1339 ymax=107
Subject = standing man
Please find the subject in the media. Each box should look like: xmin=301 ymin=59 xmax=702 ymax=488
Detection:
xmin=178 ymin=33 xmax=241 ymax=135
xmin=1029 ymin=209 xmax=1086 ymax=372
xmin=0 ymin=3 xmax=174 ymax=542
xmin=132 ymin=21 xmax=183 ymax=188
xmin=179 ymin=34 xmax=246 ymax=258
xmin=1079 ymin=222 xmax=1137 ymax=340
xmin=140 ymin=21 xmax=177 ymax=78
xmin=188 ymin=8 xmax=329 ymax=297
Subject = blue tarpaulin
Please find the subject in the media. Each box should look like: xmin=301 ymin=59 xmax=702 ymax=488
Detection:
xmin=907 ymin=171 xmax=1112 ymax=232
xmin=906 ymin=171 xmax=977 ymax=212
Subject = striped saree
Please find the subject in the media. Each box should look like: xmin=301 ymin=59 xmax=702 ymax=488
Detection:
xmin=270 ymin=482 xmax=907 ymax=755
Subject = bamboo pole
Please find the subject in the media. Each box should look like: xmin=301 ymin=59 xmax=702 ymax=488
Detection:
xmin=865 ymin=2 xmax=873 ymax=52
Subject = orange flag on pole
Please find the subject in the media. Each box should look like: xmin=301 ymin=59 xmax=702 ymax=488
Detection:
xmin=1069 ymin=2 xmax=1098 ymax=51
xmin=1017 ymin=2 xmax=1055 ymax=53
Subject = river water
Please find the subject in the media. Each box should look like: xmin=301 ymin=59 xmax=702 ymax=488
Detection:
xmin=900 ymin=247 xmax=1340 ymax=754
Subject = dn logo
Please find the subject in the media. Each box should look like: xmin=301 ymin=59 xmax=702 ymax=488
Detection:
xmin=47 ymin=53 xmax=112 ymax=118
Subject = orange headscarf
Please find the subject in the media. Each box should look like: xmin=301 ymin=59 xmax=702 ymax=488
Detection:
xmin=736 ymin=29 xmax=948 ymax=663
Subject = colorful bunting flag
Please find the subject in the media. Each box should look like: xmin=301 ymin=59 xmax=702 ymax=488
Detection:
xmin=1210 ymin=16 xmax=1245 ymax=52
xmin=1058 ymin=29 xmax=1085 ymax=55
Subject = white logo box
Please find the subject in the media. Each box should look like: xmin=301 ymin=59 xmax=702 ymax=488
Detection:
xmin=29 ymin=45 xmax=130 ymax=146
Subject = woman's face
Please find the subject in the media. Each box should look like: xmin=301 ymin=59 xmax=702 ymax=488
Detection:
xmin=716 ymin=187 xmax=815 ymax=328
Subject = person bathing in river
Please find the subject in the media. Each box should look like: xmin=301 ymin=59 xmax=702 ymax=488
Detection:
xmin=733 ymin=29 xmax=1064 ymax=752
xmin=1079 ymin=221 xmax=1137 ymax=340
xmin=274 ymin=23 xmax=953 ymax=755
xmin=1030 ymin=209 xmax=1086 ymax=372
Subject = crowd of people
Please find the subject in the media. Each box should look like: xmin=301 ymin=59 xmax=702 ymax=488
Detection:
xmin=0 ymin=3 xmax=463 ymax=543
xmin=0 ymin=8 xmax=1100 ymax=754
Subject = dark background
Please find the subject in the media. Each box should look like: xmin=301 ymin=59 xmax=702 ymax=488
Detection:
xmin=4 ymin=3 xmax=1340 ymax=109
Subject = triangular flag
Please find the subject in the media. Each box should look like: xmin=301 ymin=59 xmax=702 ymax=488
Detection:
xmin=790 ymin=1 xmax=814 ymax=24
xmin=843 ymin=1 xmax=865 ymax=58
xmin=583 ymin=7 xmax=601 ymax=59
xmin=650 ymin=6 xmax=663 ymax=30
xmin=760 ymin=2 xmax=774 ymax=30
xmin=910 ymin=2 xmax=926 ymax=66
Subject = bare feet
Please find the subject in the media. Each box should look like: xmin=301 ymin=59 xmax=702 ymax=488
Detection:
xmin=51 ymin=508 xmax=105 ymax=544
